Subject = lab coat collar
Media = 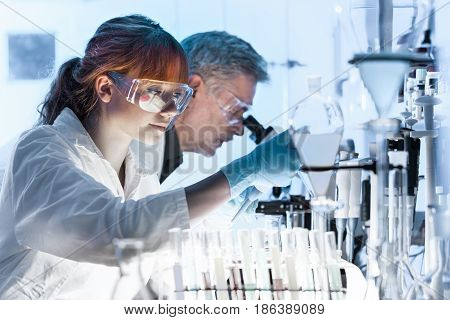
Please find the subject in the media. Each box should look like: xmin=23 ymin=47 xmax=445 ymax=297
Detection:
xmin=52 ymin=108 xmax=161 ymax=175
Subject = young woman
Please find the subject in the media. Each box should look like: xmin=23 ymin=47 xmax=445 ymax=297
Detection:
xmin=0 ymin=15 xmax=299 ymax=299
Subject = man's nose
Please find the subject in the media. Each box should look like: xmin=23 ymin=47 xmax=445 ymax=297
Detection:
xmin=231 ymin=120 xmax=245 ymax=136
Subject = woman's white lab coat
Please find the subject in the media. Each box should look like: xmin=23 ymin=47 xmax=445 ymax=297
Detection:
xmin=0 ymin=108 xmax=190 ymax=299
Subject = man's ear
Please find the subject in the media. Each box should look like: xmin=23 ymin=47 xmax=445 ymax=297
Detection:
xmin=188 ymin=74 xmax=203 ymax=91
xmin=95 ymin=75 xmax=112 ymax=103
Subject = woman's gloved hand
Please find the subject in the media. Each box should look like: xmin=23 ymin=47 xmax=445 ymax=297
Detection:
xmin=221 ymin=130 xmax=300 ymax=198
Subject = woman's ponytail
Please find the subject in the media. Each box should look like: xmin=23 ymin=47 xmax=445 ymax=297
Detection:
xmin=37 ymin=57 xmax=83 ymax=125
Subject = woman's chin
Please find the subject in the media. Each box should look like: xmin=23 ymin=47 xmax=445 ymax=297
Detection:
xmin=137 ymin=126 xmax=165 ymax=145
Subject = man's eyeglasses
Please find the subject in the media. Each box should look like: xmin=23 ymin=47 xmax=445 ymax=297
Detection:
xmin=212 ymin=89 xmax=251 ymax=126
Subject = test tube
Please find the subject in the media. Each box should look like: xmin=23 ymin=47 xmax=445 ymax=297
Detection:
xmin=293 ymin=227 xmax=315 ymax=291
xmin=206 ymin=230 xmax=228 ymax=300
xmin=268 ymin=230 xmax=283 ymax=292
xmin=224 ymin=230 xmax=242 ymax=290
xmin=280 ymin=229 xmax=299 ymax=291
xmin=238 ymin=230 xmax=256 ymax=291
xmin=309 ymin=230 xmax=330 ymax=296
xmin=252 ymin=229 xmax=271 ymax=291
xmin=324 ymin=231 xmax=343 ymax=293
xmin=169 ymin=228 xmax=185 ymax=299
xmin=194 ymin=231 xmax=212 ymax=290
xmin=182 ymin=229 xmax=199 ymax=291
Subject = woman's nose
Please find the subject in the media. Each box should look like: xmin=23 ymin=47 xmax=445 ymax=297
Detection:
xmin=160 ymin=102 xmax=177 ymax=118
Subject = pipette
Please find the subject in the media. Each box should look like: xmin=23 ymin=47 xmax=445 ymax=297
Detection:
xmin=231 ymin=187 xmax=265 ymax=223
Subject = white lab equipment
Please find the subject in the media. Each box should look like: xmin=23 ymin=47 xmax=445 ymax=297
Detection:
xmin=411 ymin=95 xmax=442 ymax=275
xmin=289 ymin=75 xmax=344 ymax=233
xmin=350 ymin=51 xmax=427 ymax=299
xmin=163 ymin=227 xmax=365 ymax=300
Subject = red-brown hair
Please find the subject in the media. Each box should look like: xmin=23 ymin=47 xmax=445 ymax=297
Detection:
xmin=38 ymin=15 xmax=189 ymax=125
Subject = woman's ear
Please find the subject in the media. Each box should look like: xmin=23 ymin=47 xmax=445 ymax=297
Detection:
xmin=95 ymin=75 xmax=113 ymax=103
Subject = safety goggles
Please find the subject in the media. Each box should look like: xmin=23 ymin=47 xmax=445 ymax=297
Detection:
xmin=211 ymin=88 xmax=251 ymax=126
xmin=108 ymin=71 xmax=193 ymax=128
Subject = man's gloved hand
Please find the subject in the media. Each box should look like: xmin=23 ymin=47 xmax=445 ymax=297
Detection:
xmin=220 ymin=130 xmax=300 ymax=199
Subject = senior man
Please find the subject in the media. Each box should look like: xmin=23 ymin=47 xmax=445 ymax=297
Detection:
xmin=159 ymin=31 xmax=269 ymax=183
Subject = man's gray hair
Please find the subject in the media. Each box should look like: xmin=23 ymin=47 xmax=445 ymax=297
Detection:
xmin=181 ymin=31 xmax=269 ymax=84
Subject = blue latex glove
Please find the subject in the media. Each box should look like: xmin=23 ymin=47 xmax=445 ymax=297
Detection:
xmin=221 ymin=130 xmax=300 ymax=198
